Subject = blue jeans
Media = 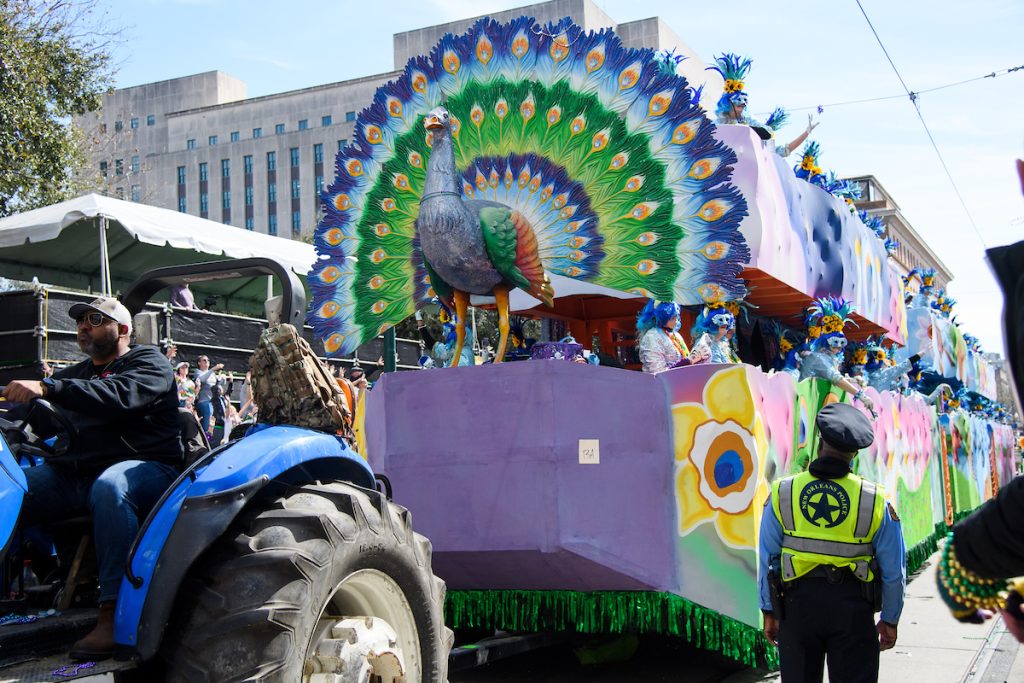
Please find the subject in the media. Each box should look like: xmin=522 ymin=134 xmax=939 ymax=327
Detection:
xmin=195 ymin=400 xmax=213 ymax=433
xmin=21 ymin=460 xmax=179 ymax=602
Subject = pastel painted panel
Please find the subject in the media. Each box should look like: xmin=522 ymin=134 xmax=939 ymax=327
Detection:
xmin=716 ymin=125 xmax=906 ymax=343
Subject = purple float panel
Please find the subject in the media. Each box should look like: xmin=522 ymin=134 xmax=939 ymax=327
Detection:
xmin=717 ymin=125 xmax=907 ymax=344
xmin=364 ymin=361 xmax=678 ymax=592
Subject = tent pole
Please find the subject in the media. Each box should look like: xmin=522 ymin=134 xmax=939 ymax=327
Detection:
xmin=98 ymin=215 xmax=111 ymax=296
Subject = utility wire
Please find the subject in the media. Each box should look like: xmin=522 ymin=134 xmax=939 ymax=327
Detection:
xmin=854 ymin=0 xmax=990 ymax=249
xmin=763 ymin=65 xmax=1022 ymax=114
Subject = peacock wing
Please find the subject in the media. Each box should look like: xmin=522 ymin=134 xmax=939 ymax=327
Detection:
xmin=472 ymin=201 xmax=554 ymax=306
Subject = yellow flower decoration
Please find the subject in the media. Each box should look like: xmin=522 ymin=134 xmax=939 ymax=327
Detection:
xmin=723 ymin=79 xmax=745 ymax=93
xmin=807 ymin=325 xmax=822 ymax=340
xmin=780 ymin=338 xmax=794 ymax=354
xmin=851 ymin=349 xmax=867 ymax=365
xmin=820 ymin=315 xmax=843 ymax=334
xmin=673 ymin=366 xmax=770 ymax=550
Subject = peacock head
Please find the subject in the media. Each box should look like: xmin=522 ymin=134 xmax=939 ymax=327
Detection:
xmin=424 ymin=107 xmax=452 ymax=133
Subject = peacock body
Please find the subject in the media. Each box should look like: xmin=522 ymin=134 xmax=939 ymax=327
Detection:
xmin=310 ymin=16 xmax=750 ymax=357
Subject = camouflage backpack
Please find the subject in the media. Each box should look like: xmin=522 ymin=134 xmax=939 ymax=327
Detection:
xmin=249 ymin=324 xmax=353 ymax=438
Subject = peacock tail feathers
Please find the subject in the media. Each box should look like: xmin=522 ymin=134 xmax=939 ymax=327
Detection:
xmin=310 ymin=16 xmax=748 ymax=355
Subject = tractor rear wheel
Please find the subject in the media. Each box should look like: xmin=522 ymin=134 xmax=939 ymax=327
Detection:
xmin=161 ymin=481 xmax=452 ymax=682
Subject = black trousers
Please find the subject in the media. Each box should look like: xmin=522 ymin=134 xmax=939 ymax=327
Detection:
xmin=778 ymin=575 xmax=879 ymax=683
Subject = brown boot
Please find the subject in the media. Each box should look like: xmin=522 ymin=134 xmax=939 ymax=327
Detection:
xmin=69 ymin=602 xmax=115 ymax=661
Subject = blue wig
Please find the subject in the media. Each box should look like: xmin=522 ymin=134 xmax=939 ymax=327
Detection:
xmin=637 ymin=299 xmax=681 ymax=333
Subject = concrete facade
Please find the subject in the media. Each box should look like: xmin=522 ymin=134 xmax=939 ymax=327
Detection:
xmin=73 ymin=0 xmax=719 ymax=240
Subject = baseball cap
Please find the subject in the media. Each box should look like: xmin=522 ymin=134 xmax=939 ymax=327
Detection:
xmin=175 ymin=361 xmax=190 ymax=370
xmin=68 ymin=297 xmax=133 ymax=333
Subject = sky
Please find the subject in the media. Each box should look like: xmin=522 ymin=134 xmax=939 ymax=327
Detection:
xmin=99 ymin=0 xmax=1023 ymax=355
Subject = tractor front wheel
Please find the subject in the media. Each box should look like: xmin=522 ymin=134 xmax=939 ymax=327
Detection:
xmin=161 ymin=481 xmax=452 ymax=682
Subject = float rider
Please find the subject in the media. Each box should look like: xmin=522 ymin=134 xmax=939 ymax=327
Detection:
xmin=1 ymin=297 xmax=183 ymax=660
xmin=758 ymin=402 xmax=906 ymax=683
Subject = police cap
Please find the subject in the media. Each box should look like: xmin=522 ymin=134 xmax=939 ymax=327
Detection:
xmin=815 ymin=402 xmax=874 ymax=452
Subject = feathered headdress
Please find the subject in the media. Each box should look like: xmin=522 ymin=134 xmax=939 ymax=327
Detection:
xmin=710 ymin=53 xmax=752 ymax=119
xmin=795 ymin=141 xmax=824 ymax=184
xmin=806 ymin=296 xmax=856 ymax=351
xmin=764 ymin=107 xmax=789 ymax=132
xmin=637 ymin=299 xmax=681 ymax=333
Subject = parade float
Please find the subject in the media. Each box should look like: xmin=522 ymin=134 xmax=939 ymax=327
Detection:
xmin=309 ymin=16 xmax=1018 ymax=668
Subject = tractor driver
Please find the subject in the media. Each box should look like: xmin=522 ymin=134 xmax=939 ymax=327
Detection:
xmin=2 ymin=296 xmax=183 ymax=660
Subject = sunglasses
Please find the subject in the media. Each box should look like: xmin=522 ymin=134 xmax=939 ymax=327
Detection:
xmin=76 ymin=312 xmax=112 ymax=327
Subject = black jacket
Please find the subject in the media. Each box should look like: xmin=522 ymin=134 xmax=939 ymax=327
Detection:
xmin=953 ymin=475 xmax=1024 ymax=579
xmin=46 ymin=345 xmax=183 ymax=471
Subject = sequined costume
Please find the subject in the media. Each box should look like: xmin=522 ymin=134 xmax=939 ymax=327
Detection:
xmin=799 ymin=351 xmax=843 ymax=383
xmin=638 ymin=328 xmax=690 ymax=374
xmin=693 ymin=332 xmax=740 ymax=364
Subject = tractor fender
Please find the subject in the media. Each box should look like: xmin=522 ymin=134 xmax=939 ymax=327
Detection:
xmin=113 ymin=424 xmax=375 ymax=662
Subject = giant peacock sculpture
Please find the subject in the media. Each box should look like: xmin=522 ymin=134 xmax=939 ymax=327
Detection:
xmin=309 ymin=17 xmax=751 ymax=360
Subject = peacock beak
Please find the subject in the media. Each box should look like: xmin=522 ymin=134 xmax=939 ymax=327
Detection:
xmin=425 ymin=115 xmax=443 ymax=130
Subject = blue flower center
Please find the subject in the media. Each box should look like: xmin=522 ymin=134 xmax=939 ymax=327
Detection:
xmin=713 ymin=450 xmax=744 ymax=489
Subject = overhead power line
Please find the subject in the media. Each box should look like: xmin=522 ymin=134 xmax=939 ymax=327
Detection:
xmin=767 ymin=65 xmax=1023 ymax=114
xmin=854 ymin=0 xmax=990 ymax=249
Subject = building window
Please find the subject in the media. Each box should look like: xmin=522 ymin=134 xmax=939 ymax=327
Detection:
xmin=268 ymin=214 xmax=277 ymax=236
xmin=321 ymin=115 xmax=332 ymax=127
xmin=243 ymin=155 xmax=253 ymax=175
xmin=99 ymin=161 xmax=108 ymax=178
xmin=115 ymin=159 xmax=123 ymax=176
xmin=187 ymin=138 xmax=196 ymax=150
xmin=199 ymin=162 xmax=208 ymax=182
xmin=200 ymin=193 xmax=208 ymax=213
xmin=245 ymin=186 xmax=253 ymax=206
xmin=292 ymin=210 xmax=301 ymax=234
xmin=147 ymin=114 xmax=155 ymax=126
xmin=230 ymin=131 xmax=240 ymax=142
xmin=177 ymin=166 xmax=186 ymax=185
xmin=267 ymin=151 xmax=276 ymax=171
xmin=315 ymin=175 xmax=324 ymax=194
xmin=268 ymin=183 xmax=277 ymax=203
xmin=245 ymin=217 xmax=254 ymax=230
xmin=253 ymin=127 xmax=262 ymax=139
xmin=290 ymin=147 xmax=300 ymax=167
xmin=130 ymin=117 xmax=139 ymax=129
xmin=313 ymin=143 xmax=323 ymax=164
xmin=131 ymin=185 xmax=140 ymax=202
xmin=131 ymin=155 xmax=139 ymax=173
xmin=345 ymin=111 xmax=355 ymax=122
xmin=178 ymin=197 xmax=187 ymax=212
xmin=338 ymin=139 xmax=347 ymax=151
xmin=222 ymin=190 xmax=231 ymax=210
xmin=291 ymin=179 xmax=301 ymax=199
xmin=116 ymin=187 xmax=124 ymax=199
xmin=209 ymin=135 xmax=218 ymax=146
xmin=115 ymin=120 xmax=123 ymax=132
xmin=221 ymin=159 xmax=230 ymax=177
xmin=275 ymin=123 xmax=285 ymax=135
xmin=298 ymin=119 xmax=308 ymax=131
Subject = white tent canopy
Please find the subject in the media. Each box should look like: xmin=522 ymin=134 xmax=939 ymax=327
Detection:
xmin=0 ymin=193 xmax=317 ymax=313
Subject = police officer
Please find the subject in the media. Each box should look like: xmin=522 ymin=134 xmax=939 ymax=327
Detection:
xmin=758 ymin=402 xmax=906 ymax=683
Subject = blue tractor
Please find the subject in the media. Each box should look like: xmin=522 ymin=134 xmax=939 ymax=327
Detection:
xmin=0 ymin=258 xmax=451 ymax=681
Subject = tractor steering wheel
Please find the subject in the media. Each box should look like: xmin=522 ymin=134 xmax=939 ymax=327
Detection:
xmin=0 ymin=397 xmax=77 ymax=459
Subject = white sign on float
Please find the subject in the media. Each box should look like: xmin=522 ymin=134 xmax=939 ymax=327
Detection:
xmin=578 ymin=439 xmax=600 ymax=465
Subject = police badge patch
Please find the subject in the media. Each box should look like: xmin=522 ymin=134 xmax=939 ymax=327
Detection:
xmin=887 ymin=502 xmax=900 ymax=522
xmin=798 ymin=480 xmax=852 ymax=528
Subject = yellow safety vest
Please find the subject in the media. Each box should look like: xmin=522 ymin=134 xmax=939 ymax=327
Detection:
xmin=771 ymin=470 xmax=886 ymax=583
